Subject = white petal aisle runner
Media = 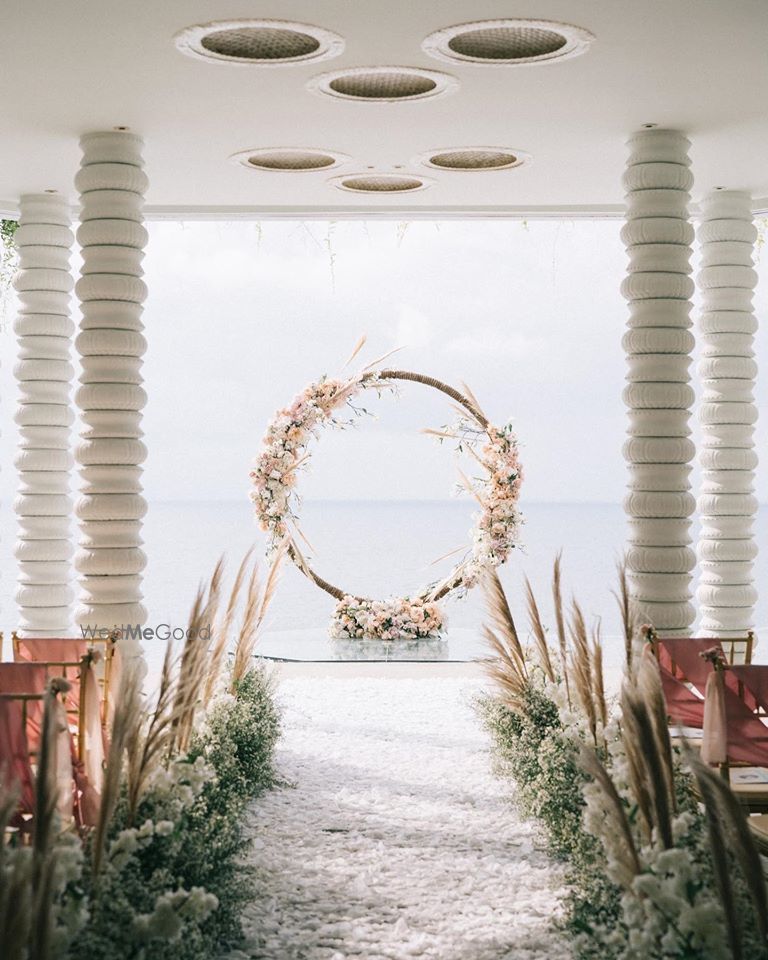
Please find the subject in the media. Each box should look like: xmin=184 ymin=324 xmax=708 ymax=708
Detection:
xmin=230 ymin=677 xmax=566 ymax=959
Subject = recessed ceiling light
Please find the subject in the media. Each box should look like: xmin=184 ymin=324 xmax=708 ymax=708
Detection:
xmin=174 ymin=19 xmax=345 ymax=65
xmin=422 ymin=19 xmax=594 ymax=66
xmin=418 ymin=147 xmax=531 ymax=171
xmin=308 ymin=66 xmax=458 ymax=102
xmin=230 ymin=147 xmax=349 ymax=172
xmin=330 ymin=173 xmax=434 ymax=194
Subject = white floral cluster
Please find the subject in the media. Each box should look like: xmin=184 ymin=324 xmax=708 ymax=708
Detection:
xmin=106 ymin=816 xmax=178 ymax=873
xmin=581 ymin=728 xmax=731 ymax=959
xmin=96 ymin=754 xmax=218 ymax=945
xmin=141 ymin=754 xmax=212 ymax=819
xmin=134 ymin=887 xmax=219 ymax=944
xmin=622 ymin=844 xmax=729 ymax=960
xmin=330 ymin=595 xmax=445 ymax=641
xmin=459 ymin=420 xmax=524 ymax=590
xmin=250 ymin=374 xmax=371 ymax=548
xmin=51 ymin=832 xmax=87 ymax=948
xmin=20 ymin=828 xmax=86 ymax=953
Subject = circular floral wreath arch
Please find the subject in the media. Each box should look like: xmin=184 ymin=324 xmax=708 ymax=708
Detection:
xmin=250 ymin=367 xmax=523 ymax=641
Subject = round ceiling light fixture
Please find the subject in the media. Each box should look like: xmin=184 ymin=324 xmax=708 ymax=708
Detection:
xmin=422 ymin=19 xmax=594 ymax=66
xmin=308 ymin=66 xmax=458 ymax=102
xmin=230 ymin=147 xmax=350 ymax=172
xmin=417 ymin=146 xmax=531 ymax=172
xmin=330 ymin=173 xmax=434 ymax=194
xmin=174 ymin=19 xmax=345 ymax=65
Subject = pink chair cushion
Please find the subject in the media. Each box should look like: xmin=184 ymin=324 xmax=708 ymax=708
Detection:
xmin=658 ymin=663 xmax=705 ymax=728
xmin=13 ymin=639 xmax=86 ymax=715
xmin=0 ymin=698 xmax=36 ymax=820
xmin=14 ymin=637 xmax=89 ymax=663
xmin=0 ymin=664 xmax=48 ymax=750
xmin=731 ymin=664 xmax=768 ymax=714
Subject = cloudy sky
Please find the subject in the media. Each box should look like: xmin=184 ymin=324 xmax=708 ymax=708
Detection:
xmin=2 ymin=218 xmax=767 ymax=504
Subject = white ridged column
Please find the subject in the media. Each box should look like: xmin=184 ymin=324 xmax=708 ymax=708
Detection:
xmin=696 ymin=191 xmax=758 ymax=638
xmin=13 ymin=195 xmax=75 ymax=636
xmin=621 ymin=129 xmax=696 ymax=635
xmin=74 ymin=131 xmax=148 ymax=632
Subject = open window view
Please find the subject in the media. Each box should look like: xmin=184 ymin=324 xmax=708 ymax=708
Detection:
xmin=112 ymin=219 xmax=646 ymax=667
xmin=2 ymin=3 xmax=768 ymax=959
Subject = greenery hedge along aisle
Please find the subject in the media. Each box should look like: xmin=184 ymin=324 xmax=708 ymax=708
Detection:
xmin=478 ymin=559 xmax=768 ymax=960
xmin=0 ymin=550 xmax=283 ymax=960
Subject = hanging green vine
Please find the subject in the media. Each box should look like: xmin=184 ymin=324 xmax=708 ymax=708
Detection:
xmin=0 ymin=218 xmax=19 ymax=330
xmin=1 ymin=218 xmax=18 ymax=287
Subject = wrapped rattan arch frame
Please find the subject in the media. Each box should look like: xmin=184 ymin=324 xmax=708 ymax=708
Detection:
xmin=251 ymin=363 xmax=522 ymax=641
xmin=289 ymin=369 xmax=489 ymax=604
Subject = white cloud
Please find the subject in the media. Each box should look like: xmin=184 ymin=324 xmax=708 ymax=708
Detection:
xmin=395 ymin=304 xmax=433 ymax=350
xmin=3 ymin=219 xmax=767 ymax=504
xmin=444 ymin=331 xmax=545 ymax=359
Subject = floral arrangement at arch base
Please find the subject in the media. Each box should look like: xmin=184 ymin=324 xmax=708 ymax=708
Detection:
xmin=330 ymin=595 xmax=445 ymax=641
xmin=250 ymin=344 xmax=524 ymax=641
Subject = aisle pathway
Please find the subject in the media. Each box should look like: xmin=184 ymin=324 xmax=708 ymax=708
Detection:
xmin=232 ymin=676 xmax=566 ymax=959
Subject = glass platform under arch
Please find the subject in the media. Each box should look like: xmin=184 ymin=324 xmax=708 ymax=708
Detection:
xmin=256 ymin=627 xmax=486 ymax=662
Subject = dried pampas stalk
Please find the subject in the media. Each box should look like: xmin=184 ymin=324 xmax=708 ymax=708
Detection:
xmin=552 ymin=553 xmax=571 ymax=709
xmin=621 ymin=683 xmax=673 ymax=849
xmin=28 ymin=854 xmax=56 ymax=960
xmin=32 ymin=684 xmax=61 ymax=865
xmin=591 ymin=622 xmax=607 ymax=729
xmin=481 ymin=625 xmax=527 ymax=713
xmin=206 ymin=555 xmax=225 ymax=610
xmin=231 ymin=548 xmax=284 ymax=689
xmin=422 ymin=427 xmax=462 ymax=442
xmin=125 ymin=644 xmax=175 ymax=826
xmin=448 ymin=401 xmax=474 ymax=423
xmin=456 ymin=468 xmax=485 ymax=506
xmin=427 ymin=558 xmax=469 ymax=604
xmin=569 ymin=600 xmax=598 ymax=742
xmin=173 ymin=571 xmax=223 ymax=754
xmin=486 ymin=570 xmax=526 ymax=678
xmin=362 ymin=345 xmax=404 ymax=371
xmin=481 ymin=570 xmax=527 ymax=711
xmin=618 ymin=686 xmax=655 ymax=843
xmin=429 ymin=544 xmax=465 ymax=567
xmin=690 ymin=756 xmax=742 ymax=959
xmin=291 ymin=519 xmax=317 ymax=556
xmin=231 ymin=564 xmax=260 ymax=688
xmin=524 ymin=577 xmax=555 ymax=682
xmin=688 ymin=751 xmax=768 ymax=946
xmin=29 ymin=681 xmax=69 ymax=960
xmin=341 ymin=333 xmax=367 ymax=370
xmin=0 ymin=783 xmax=31 ymax=959
xmin=94 ymin=661 xmax=141 ymax=872
xmin=612 ymin=557 xmax=637 ymax=668
xmin=204 ymin=550 xmax=254 ymax=707
xmin=460 ymin=380 xmax=487 ymax=421
xmin=581 ymin=747 xmax=641 ymax=885
xmin=636 ymin=648 xmax=676 ymax=814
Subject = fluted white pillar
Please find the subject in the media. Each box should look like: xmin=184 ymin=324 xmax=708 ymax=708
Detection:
xmin=13 ymin=194 xmax=75 ymax=636
xmin=621 ymin=129 xmax=696 ymax=635
xmin=74 ymin=131 xmax=148 ymax=632
xmin=696 ymin=191 xmax=758 ymax=639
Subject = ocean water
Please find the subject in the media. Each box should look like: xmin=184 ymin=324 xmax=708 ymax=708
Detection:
xmin=3 ymin=500 xmax=767 ymax=670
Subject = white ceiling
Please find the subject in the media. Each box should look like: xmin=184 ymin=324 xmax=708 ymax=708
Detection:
xmin=1 ymin=0 xmax=767 ymax=218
